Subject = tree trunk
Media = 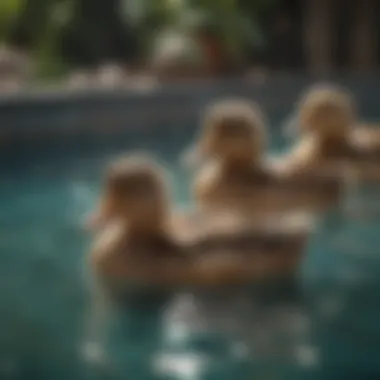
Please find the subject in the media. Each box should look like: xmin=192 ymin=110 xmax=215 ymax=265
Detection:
xmin=303 ymin=0 xmax=335 ymax=74
xmin=349 ymin=0 xmax=377 ymax=71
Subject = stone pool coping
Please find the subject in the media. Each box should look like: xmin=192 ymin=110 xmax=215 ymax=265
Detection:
xmin=0 ymin=74 xmax=379 ymax=143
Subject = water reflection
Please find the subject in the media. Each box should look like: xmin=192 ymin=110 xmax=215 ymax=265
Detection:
xmin=79 ymin=280 xmax=321 ymax=380
xmin=156 ymin=282 xmax=316 ymax=379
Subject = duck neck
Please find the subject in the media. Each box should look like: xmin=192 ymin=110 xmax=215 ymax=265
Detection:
xmin=315 ymin=133 xmax=349 ymax=157
xmin=220 ymin=155 xmax=261 ymax=173
xmin=126 ymin=213 xmax=168 ymax=239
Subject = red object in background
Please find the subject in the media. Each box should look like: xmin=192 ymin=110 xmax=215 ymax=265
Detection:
xmin=197 ymin=32 xmax=227 ymax=76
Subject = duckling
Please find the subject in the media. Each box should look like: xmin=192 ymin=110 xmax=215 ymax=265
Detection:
xmin=187 ymin=98 xmax=278 ymax=215
xmin=89 ymin=154 xmax=186 ymax=292
xmin=274 ymin=85 xmax=380 ymax=217
xmin=283 ymin=84 xmax=380 ymax=176
xmin=280 ymin=84 xmax=354 ymax=173
xmin=272 ymin=85 xmax=357 ymax=213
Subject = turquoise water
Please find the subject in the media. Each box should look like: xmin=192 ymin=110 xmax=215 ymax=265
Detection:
xmin=1 ymin=133 xmax=380 ymax=380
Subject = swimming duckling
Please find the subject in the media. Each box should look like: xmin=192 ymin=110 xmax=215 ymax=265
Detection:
xmin=89 ymin=154 xmax=186 ymax=291
xmin=282 ymin=84 xmax=380 ymax=179
xmin=276 ymin=84 xmax=380 ymax=222
xmin=280 ymin=84 xmax=354 ymax=172
xmin=187 ymin=98 xmax=282 ymax=215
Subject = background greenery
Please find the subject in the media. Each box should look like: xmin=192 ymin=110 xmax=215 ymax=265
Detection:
xmin=0 ymin=0 xmax=279 ymax=79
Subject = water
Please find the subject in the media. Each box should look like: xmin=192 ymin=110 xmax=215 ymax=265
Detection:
xmin=1 ymin=133 xmax=380 ymax=380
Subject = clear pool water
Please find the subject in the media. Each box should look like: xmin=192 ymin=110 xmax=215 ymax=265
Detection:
xmin=1 ymin=132 xmax=380 ymax=380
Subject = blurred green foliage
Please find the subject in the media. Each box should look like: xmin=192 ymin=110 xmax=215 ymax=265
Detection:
xmin=1 ymin=0 xmax=278 ymax=78
xmin=0 ymin=0 xmax=22 ymax=42
xmin=126 ymin=0 xmax=279 ymax=68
